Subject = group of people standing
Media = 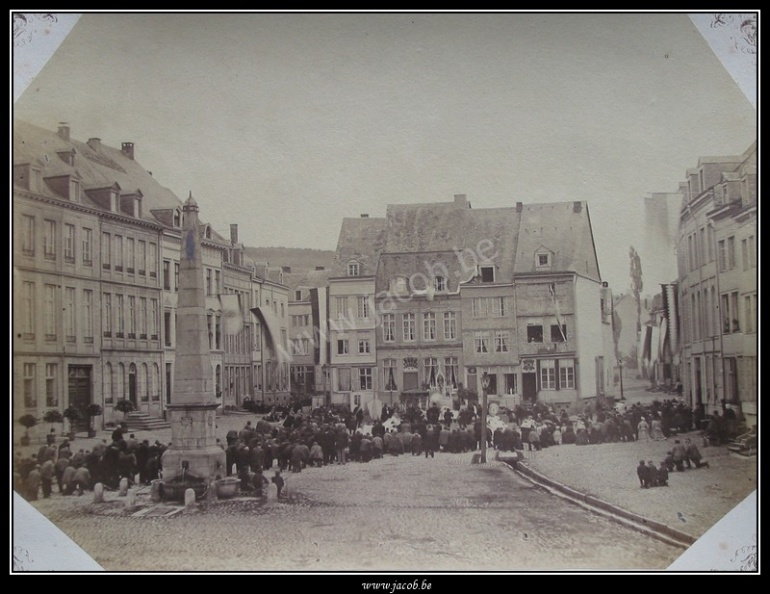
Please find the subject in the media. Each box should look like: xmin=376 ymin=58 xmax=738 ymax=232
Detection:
xmin=636 ymin=437 xmax=709 ymax=489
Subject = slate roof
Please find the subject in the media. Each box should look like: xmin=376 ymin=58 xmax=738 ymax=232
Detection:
xmin=330 ymin=217 xmax=388 ymax=278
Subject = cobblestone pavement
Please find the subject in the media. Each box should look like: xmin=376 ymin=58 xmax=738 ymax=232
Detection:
xmin=15 ymin=413 xmax=755 ymax=572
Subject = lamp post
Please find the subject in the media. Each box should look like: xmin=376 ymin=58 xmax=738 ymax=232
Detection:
xmin=480 ymin=372 xmax=491 ymax=463
xmin=618 ymin=359 xmax=625 ymax=401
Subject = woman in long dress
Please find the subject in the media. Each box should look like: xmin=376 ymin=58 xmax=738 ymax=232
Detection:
xmin=637 ymin=417 xmax=651 ymax=441
xmin=650 ymin=416 xmax=665 ymax=441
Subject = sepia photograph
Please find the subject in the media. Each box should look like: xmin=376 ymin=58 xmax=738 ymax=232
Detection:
xmin=12 ymin=11 xmax=758 ymax=574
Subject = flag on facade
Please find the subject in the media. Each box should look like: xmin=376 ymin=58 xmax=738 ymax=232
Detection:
xmin=550 ymin=283 xmax=568 ymax=343
xmin=220 ymin=294 xmax=243 ymax=336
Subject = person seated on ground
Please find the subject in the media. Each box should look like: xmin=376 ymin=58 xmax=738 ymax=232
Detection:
xmin=663 ymin=451 xmax=675 ymax=473
xmin=684 ymin=437 xmax=709 ymax=469
xmin=646 ymin=461 xmax=659 ymax=487
xmin=657 ymin=460 xmax=669 ymax=486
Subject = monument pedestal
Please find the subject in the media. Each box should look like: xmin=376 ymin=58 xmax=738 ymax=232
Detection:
xmin=161 ymin=403 xmax=225 ymax=483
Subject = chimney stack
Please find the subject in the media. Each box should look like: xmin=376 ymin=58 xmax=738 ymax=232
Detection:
xmin=57 ymin=122 xmax=70 ymax=141
xmin=121 ymin=142 xmax=135 ymax=160
xmin=230 ymin=224 xmax=239 ymax=245
xmin=87 ymin=138 xmax=101 ymax=151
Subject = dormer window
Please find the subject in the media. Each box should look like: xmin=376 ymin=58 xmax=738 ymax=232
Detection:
xmin=479 ymin=266 xmax=495 ymax=283
xmin=347 ymin=261 xmax=360 ymax=276
xmin=536 ymin=248 xmax=553 ymax=270
xmin=204 ymin=225 xmax=212 ymax=239
xmin=392 ymin=277 xmax=408 ymax=296
xmin=434 ymin=276 xmax=446 ymax=292
xmin=173 ymin=209 xmax=181 ymax=228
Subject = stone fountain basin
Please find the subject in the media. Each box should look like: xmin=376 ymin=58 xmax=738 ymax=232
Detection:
xmin=161 ymin=475 xmax=208 ymax=501
xmin=215 ymin=477 xmax=241 ymax=499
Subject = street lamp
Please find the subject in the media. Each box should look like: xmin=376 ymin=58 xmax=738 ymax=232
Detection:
xmin=618 ymin=359 xmax=625 ymax=401
xmin=480 ymin=372 xmax=491 ymax=463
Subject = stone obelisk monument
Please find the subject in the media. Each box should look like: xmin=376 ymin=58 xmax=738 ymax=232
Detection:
xmin=161 ymin=195 xmax=225 ymax=484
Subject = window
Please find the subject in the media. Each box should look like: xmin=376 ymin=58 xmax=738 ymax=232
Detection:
xmin=148 ymin=242 xmax=157 ymax=277
xmin=527 ymin=324 xmax=544 ymax=343
xmin=164 ymin=311 xmax=173 ymax=346
xmin=65 ymin=287 xmax=76 ymax=342
xmin=434 ymin=276 xmax=446 ymax=291
xmin=142 ymin=363 xmax=150 ymax=402
xmin=81 ymin=227 xmax=92 ymax=265
xmin=337 ymin=339 xmax=349 ymax=355
xmin=295 ymin=290 xmax=303 ymax=301
xmin=357 ymin=296 xmax=370 ymax=319
xmin=114 ymin=235 xmax=123 ymax=271
xmin=150 ymin=299 xmax=159 ymax=340
xmin=384 ymin=359 xmax=398 ymax=391
xmin=443 ymin=312 xmax=457 ymax=340
xmin=21 ymin=282 xmax=35 ymax=337
xmin=551 ymin=324 xmax=567 ymax=342
xmin=23 ymin=363 xmax=36 ymax=408
xmin=281 ymin=303 xmax=285 ymax=318
xmin=359 ymin=367 xmax=373 ymax=390
xmin=347 ymin=261 xmax=360 ymax=276
xmin=82 ymin=290 xmax=93 ymax=342
xmin=540 ymin=359 xmax=556 ymax=390
xmin=537 ymin=253 xmax=550 ymax=267
xmin=423 ymin=312 xmax=436 ymax=340
xmin=116 ymin=295 xmax=125 ymax=337
xmin=504 ymin=373 xmax=517 ymax=395
xmin=472 ymin=297 xmax=488 ymax=318
xmin=137 ymin=240 xmax=146 ymax=275
xmin=336 ymin=297 xmax=349 ymax=320
xmin=139 ymin=297 xmax=147 ymax=339
xmin=358 ymin=340 xmax=370 ymax=354
xmin=444 ymin=357 xmax=458 ymax=389
xmin=485 ymin=373 xmax=498 ymax=395
xmin=474 ymin=332 xmax=489 ymax=353
xmin=721 ymin=292 xmax=741 ymax=334
xmin=424 ymin=357 xmax=438 ymax=386
xmin=718 ymin=239 xmax=727 ymax=272
xmin=707 ymin=225 xmax=714 ymax=262
xmin=382 ymin=313 xmax=395 ymax=342
xmin=45 ymin=363 xmax=58 ymax=407
xmin=128 ymin=296 xmax=136 ymax=338
xmin=43 ymin=220 xmax=56 ymax=259
xmin=104 ymin=363 xmax=113 ymax=404
xmin=730 ymin=291 xmax=739 ymax=333
xmin=173 ymin=209 xmax=181 ymax=227
xmin=402 ymin=313 xmax=415 ymax=341
xmin=175 ymin=263 xmax=180 ymax=293
xmin=64 ymin=224 xmax=75 ymax=262
xmin=494 ymin=331 xmax=509 ymax=353
xmin=727 ymin=236 xmax=736 ymax=270
xmin=742 ymin=236 xmax=756 ymax=269
xmin=206 ymin=268 xmax=212 ymax=295
xmin=163 ymin=260 xmax=171 ymax=290
xmin=103 ymin=294 xmax=112 ymax=337
xmin=338 ymin=367 xmax=351 ymax=392
xmin=480 ymin=266 xmax=495 ymax=283
xmin=21 ymin=215 xmax=35 ymax=256
xmin=126 ymin=238 xmax=135 ymax=273
xmin=560 ymin=360 xmax=575 ymax=389
xmin=490 ymin=297 xmax=506 ymax=317
xmin=744 ymin=294 xmax=756 ymax=334
xmin=44 ymin=284 xmax=56 ymax=340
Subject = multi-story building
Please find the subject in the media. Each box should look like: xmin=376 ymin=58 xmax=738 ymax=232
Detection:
xmin=677 ymin=142 xmax=757 ymax=426
xmin=13 ymin=121 xmax=290 ymax=441
xmin=253 ymin=264 xmax=291 ymax=406
xmin=328 ymin=215 xmax=387 ymax=411
xmin=331 ymin=194 xmax=614 ymax=414
xmin=286 ymin=267 xmax=330 ymax=404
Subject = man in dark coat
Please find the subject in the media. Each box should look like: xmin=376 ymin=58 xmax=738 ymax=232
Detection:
xmin=636 ymin=459 xmax=651 ymax=488
xmin=671 ymin=439 xmax=688 ymax=472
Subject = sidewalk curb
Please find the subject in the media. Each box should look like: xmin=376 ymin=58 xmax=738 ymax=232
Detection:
xmin=510 ymin=460 xmax=697 ymax=550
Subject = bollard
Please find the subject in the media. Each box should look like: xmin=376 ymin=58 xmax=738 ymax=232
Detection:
xmin=125 ymin=490 xmax=137 ymax=512
xmin=184 ymin=488 xmax=196 ymax=511
xmin=150 ymin=479 xmax=163 ymax=503
xmin=266 ymin=482 xmax=278 ymax=501
xmin=93 ymin=482 xmax=104 ymax=504
xmin=118 ymin=477 xmax=129 ymax=496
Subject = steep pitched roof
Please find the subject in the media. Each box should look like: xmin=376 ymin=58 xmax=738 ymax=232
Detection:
xmin=330 ymin=217 xmax=388 ymax=278
xmin=513 ymin=201 xmax=601 ymax=281
xmin=14 ymin=119 xmax=183 ymax=222
xmin=283 ymin=268 xmax=330 ymax=290
xmin=383 ymin=198 xmax=471 ymax=253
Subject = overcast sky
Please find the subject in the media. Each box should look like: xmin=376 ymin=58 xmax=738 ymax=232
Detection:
xmin=13 ymin=12 xmax=756 ymax=291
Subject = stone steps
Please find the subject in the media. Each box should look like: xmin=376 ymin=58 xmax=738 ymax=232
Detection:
xmin=125 ymin=412 xmax=170 ymax=432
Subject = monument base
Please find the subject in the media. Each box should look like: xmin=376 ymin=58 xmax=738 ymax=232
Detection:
xmin=161 ymin=445 xmax=226 ymax=484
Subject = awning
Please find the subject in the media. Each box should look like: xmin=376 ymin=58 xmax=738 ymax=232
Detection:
xmin=251 ymin=306 xmax=291 ymax=364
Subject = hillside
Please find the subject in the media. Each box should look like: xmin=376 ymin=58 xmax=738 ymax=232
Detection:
xmin=244 ymin=246 xmax=334 ymax=272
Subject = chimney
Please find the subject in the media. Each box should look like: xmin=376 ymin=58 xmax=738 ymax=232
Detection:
xmin=87 ymin=138 xmax=101 ymax=151
xmin=515 ymin=202 xmax=523 ymax=212
xmin=57 ymin=122 xmax=70 ymax=141
xmin=121 ymin=142 xmax=135 ymax=160
xmin=573 ymin=201 xmax=583 ymax=213
xmin=230 ymin=224 xmax=239 ymax=245
xmin=360 ymin=213 xmax=369 ymax=218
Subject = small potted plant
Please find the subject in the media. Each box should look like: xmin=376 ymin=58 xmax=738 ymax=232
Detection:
xmin=62 ymin=405 xmax=82 ymax=440
xmin=18 ymin=413 xmax=38 ymax=446
xmin=43 ymin=409 xmax=64 ymax=445
xmin=86 ymin=403 xmax=103 ymax=438
xmin=114 ymin=398 xmax=135 ymax=421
